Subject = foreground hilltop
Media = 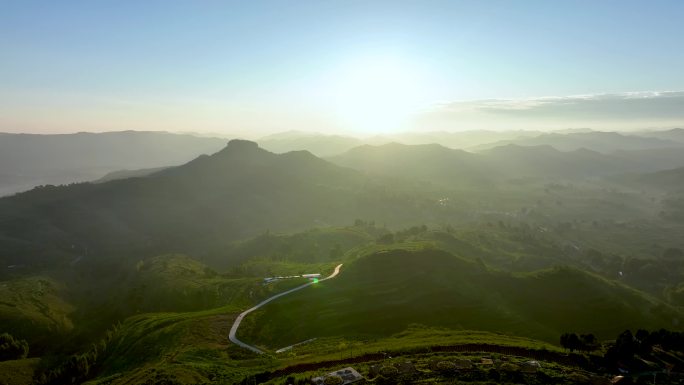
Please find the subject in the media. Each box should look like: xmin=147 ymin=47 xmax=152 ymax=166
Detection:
xmin=243 ymin=247 xmax=681 ymax=348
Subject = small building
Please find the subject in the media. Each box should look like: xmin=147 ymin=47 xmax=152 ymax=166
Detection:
xmin=312 ymin=367 xmax=363 ymax=385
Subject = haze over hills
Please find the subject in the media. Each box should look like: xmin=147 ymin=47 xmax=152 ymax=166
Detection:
xmin=472 ymin=131 xmax=684 ymax=153
xmin=256 ymin=130 xmax=545 ymax=155
xmin=257 ymin=131 xmax=364 ymax=157
xmin=5 ymin=135 xmax=684 ymax=270
xmin=632 ymin=128 xmax=684 ymax=144
xmin=329 ymin=141 xmax=684 ymax=185
xmin=389 ymin=130 xmax=544 ymax=149
xmin=0 ymin=140 xmax=456 ymax=269
xmin=327 ymin=142 xmax=495 ymax=187
xmin=4 ymin=128 xmax=684 ymax=199
xmin=614 ymin=166 xmax=684 ymax=193
xmin=0 ymin=131 xmax=227 ymax=197
xmin=256 ymin=129 xmax=684 ymax=159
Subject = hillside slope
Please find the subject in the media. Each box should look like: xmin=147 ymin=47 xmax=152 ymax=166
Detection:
xmin=328 ymin=143 xmax=496 ymax=187
xmin=616 ymin=166 xmax=684 ymax=193
xmin=242 ymin=248 xmax=681 ymax=347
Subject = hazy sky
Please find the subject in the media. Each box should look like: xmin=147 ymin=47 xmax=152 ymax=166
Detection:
xmin=2 ymin=1 xmax=684 ymax=136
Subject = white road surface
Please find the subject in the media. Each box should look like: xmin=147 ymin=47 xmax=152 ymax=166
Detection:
xmin=228 ymin=263 xmax=343 ymax=354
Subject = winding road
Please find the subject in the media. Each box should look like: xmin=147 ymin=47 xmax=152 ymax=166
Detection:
xmin=229 ymin=263 xmax=343 ymax=354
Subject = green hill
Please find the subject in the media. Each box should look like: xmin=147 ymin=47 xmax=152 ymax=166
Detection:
xmin=616 ymin=166 xmax=684 ymax=193
xmin=328 ymin=141 xmax=679 ymax=185
xmin=0 ymin=276 xmax=74 ymax=349
xmin=241 ymin=247 xmax=682 ymax=348
xmin=218 ymin=226 xmax=375 ymax=272
xmin=481 ymin=144 xmax=630 ymax=178
xmin=328 ymin=142 xmax=496 ymax=187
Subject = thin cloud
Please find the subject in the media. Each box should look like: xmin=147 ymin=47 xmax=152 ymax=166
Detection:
xmin=419 ymin=91 xmax=684 ymax=130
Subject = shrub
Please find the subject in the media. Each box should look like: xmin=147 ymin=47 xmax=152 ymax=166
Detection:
xmin=379 ymin=365 xmax=399 ymax=377
xmin=323 ymin=375 xmax=343 ymax=385
xmin=436 ymin=361 xmax=457 ymax=373
xmin=499 ymin=363 xmax=520 ymax=372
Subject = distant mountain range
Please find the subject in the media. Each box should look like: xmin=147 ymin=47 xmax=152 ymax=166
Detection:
xmin=257 ymin=131 xmax=364 ymax=157
xmin=613 ymin=166 xmax=684 ymax=193
xmin=257 ymin=129 xmax=684 ymax=157
xmin=632 ymin=128 xmax=684 ymax=144
xmin=0 ymin=131 xmax=227 ymax=196
xmin=328 ymin=143 xmax=496 ymax=187
xmin=329 ymin=141 xmax=684 ymax=185
xmin=3 ymin=129 xmax=683 ymax=197
xmin=255 ymin=129 xmax=543 ymax=155
xmin=472 ymin=130 xmax=684 ymax=153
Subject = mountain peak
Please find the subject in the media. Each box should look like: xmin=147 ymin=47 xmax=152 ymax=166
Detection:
xmin=226 ymin=139 xmax=259 ymax=150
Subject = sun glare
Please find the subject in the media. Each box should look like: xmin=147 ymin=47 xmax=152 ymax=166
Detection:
xmin=328 ymin=56 xmax=427 ymax=134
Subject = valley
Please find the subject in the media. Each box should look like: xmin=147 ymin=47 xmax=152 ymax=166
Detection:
xmin=1 ymin=133 xmax=684 ymax=384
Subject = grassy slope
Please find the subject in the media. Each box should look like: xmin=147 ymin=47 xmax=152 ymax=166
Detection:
xmin=87 ymin=317 xmax=564 ymax=385
xmin=0 ymin=276 xmax=74 ymax=347
xmin=242 ymin=247 xmax=682 ymax=348
xmin=84 ymin=275 xmax=327 ymax=384
xmin=87 ymin=307 xmax=252 ymax=385
xmin=0 ymin=225 xmax=375 ymax=354
xmin=0 ymin=358 xmax=41 ymax=385
xmin=219 ymin=226 xmax=375 ymax=272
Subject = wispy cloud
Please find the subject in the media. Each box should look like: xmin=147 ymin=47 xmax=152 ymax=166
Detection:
xmin=419 ymin=91 xmax=684 ymax=130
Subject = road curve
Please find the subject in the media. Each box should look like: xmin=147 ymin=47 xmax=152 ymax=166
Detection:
xmin=229 ymin=263 xmax=343 ymax=354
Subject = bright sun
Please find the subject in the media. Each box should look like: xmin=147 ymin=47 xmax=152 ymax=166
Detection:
xmin=328 ymin=56 xmax=427 ymax=134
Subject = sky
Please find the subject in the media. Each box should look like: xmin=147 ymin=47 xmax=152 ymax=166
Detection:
xmin=2 ymin=0 xmax=684 ymax=137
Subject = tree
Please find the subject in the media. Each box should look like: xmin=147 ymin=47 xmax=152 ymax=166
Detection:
xmin=580 ymin=334 xmax=598 ymax=351
xmin=635 ymin=329 xmax=652 ymax=353
xmin=560 ymin=333 xmax=582 ymax=352
xmin=614 ymin=330 xmax=637 ymax=359
xmin=567 ymin=333 xmax=582 ymax=352
xmin=560 ymin=333 xmax=570 ymax=350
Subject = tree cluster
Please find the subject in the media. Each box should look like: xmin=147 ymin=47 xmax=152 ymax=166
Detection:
xmin=559 ymin=332 xmax=598 ymax=352
xmin=0 ymin=333 xmax=29 ymax=361
xmin=562 ymin=329 xmax=684 ymax=373
xmin=605 ymin=328 xmax=684 ymax=363
xmin=37 ymin=323 xmax=120 ymax=384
